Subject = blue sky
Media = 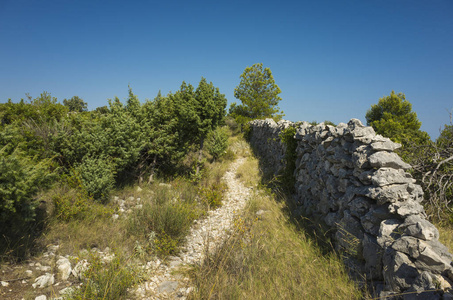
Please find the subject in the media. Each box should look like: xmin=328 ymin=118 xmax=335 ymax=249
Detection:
xmin=1 ymin=0 xmax=452 ymax=139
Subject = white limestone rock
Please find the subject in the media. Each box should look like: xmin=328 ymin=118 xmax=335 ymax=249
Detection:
xmin=56 ymin=256 xmax=72 ymax=281
xmin=371 ymin=168 xmax=416 ymax=186
xmin=32 ymin=273 xmax=55 ymax=289
xmin=72 ymin=259 xmax=89 ymax=280
xmin=369 ymin=152 xmax=412 ymax=170
xmin=371 ymin=135 xmax=401 ymax=151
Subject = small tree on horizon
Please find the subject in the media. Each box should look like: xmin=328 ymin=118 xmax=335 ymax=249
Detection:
xmin=365 ymin=91 xmax=429 ymax=144
xmin=231 ymin=63 xmax=284 ymax=123
xmin=63 ymin=96 xmax=88 ymax=112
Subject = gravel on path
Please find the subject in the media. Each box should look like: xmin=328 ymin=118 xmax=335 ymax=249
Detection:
xmin=134 ymin=157 xmax=252 ymax=299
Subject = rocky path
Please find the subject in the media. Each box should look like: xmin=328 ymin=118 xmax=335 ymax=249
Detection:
xmin=133 ymin=157 xmax=252 ymax=299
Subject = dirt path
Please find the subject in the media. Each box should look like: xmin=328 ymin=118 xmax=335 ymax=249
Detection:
xmin=133 ymin=157 xmax=252 ymax=299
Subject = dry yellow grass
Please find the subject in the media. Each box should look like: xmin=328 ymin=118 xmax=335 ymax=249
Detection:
xmin=437 ymin=223 xmax=453 ymax=252
xmin=189 ymin=190 xmax=363 ymax=299
xmin=235 ymin=156 xmax=260 ymax=188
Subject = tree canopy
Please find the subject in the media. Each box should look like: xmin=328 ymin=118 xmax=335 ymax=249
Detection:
xmin=231 ymin=63 xmax=283 ymax=122
xmin=63 ymin=96 xmax=88 ymax=112
xmin=365 ymin=91 xmax=429 ymax=144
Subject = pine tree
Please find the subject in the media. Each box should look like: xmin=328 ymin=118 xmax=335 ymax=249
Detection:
xmin=193 ymin=77 xmax=227 ymax=174
xmin=232 ymin=63 xmax=283 ymax=122
xmin=365 ymin=91 xmax=429 ymax=144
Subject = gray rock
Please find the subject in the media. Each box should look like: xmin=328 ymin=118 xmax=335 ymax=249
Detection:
xmin=410 ymin=271 xmax=436 ymax=292
xmin=324 ymin=212 xmax=341 ymax=227
xmin=335 ymin=211 xmax=364 ymax=257
xmin=355 ymin=169 xmax=373 ymax=185
xmin=444 ymin=293 xmax=453 ymax=300
xmin=248 ymin=118 xmax=453 ymax=296
xmin=32 ymin=273 xmax=55 ymax=289
xmin=369 ymin=151 xmax=412 ymax=170
xmin=392 ymin=237 xmax=453 ymax=274
xmin=371 ymin=168 xmax=416 ymax=186
xmin=59 ymin=287 xmax=74 ymax=296
xmin=157 ymin=280 xmax=179 ymax=293
xmin=349 ymin=197 xmax=373 ymax=218
xmin=363 ymin=234 xmax=384 ymax=280
xmin=414 ymin=240 xmax=453 ymax=274
xmin=379 ymin=290 xmax=398 ymax=299
xmin=72 ymin=259 xmax=89 ymax=280
xmin=383 ymin=248 xmax=419 ymax=292
xmin=56 ymin=256 xmax=72 ymax=281
xmin=352 ymin=145 xmax=373 ymax=168
xmin=361 ymin=205 xmax=393 ymax=236
xmin=389 ymin=201 xmax=425 ymax=218
xmin=347 ymin=119 xmax=375 ymax=137
xmin=371 ymin=135 xmax=402 ymax=151
xmin=391 ymin=236 xmax=421 ymax=258
xmin=404 ymin=272 xmax=441 ymax=300
xmin=357 ymin=183 xmax=423 ymax=205
xmin=400 ymin=215 xmax=439 ymax=241
xmin=377 ymin=219 xmax=402 ymax=248
xmin=433 ymin=274 xmax=452 ymax=290
xmin=168 ymin=256 xmax=183 ymax=268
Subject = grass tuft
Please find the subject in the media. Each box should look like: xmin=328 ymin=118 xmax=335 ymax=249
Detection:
xmin=69 ymin=251 xmax=141 ymax=300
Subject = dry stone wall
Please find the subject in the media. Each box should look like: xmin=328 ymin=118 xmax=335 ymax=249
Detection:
xmin=248 ymin=118 xmax=453 ymax=299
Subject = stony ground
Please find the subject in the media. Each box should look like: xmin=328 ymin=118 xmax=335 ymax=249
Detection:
xmin=133 ymin=157 xmax=252 ymax=299
xmin=0 ymin=157 xmax=252 ymax=300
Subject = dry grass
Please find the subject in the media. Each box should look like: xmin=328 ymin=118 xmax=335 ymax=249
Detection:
xmin=235 ymin=156 xmax=260 ymax=188
xmin=436 ymin=223 xmax=453 ymax=252
xmin=189 ymin=190 xmax=362 ymax=299
xmin=229 ymin=137 xmax=251 ymax=158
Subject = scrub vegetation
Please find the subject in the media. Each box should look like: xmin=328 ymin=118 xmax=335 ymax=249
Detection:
xmin=1 ymin=67 xmax=452 ymax=299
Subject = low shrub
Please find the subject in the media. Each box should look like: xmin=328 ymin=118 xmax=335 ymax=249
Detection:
xmin=205 ymin=126 xmax=229 ymax=161
xmin=49 ymin=184 xmax=113 ymax=223
xmin=51 ymin=188 xmax=90 ymax=222
xmin=198 ymin=181 xmax=227 ymax=208
xmin=0 ymin=148 xmax=54 ymax=259
xmin=128 ymin=183 xmax=203 ymax=257
xmin=70 ymin=251 xmax=141 ymax=299
xmin=75 ymin=156 xmax=115 ymax=202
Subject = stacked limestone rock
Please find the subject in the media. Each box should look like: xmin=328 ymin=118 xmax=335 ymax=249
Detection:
xmin=249 ymin=118 xmax=453 ymax=299
xmin=247 ymin=118 xmax=292 ymax=175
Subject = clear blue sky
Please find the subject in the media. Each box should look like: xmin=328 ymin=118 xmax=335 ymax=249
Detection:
xmin=1 ymin=0 xmax=452 ymax=139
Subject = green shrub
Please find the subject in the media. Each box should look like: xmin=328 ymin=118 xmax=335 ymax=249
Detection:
xmin=75 ymin=156 xmax=115 ymax=202
xmin=70 ymin=252 xmax=141 ymax=300
xmin=0 ymin=149 xmax=53 ymax=227
xmin=128 ymin=184 xmax=202 ymax=257
xmin=243 ymin=122 xmax=252 ymax=140
xmin=52 ymin=189 xmax=90 ymax=222
xmin=206 ymin=127 xmax=229 ymax=161
xmin=0 ymin=147 xmax=54 ymax=259
xmin=224 ymin=116 xmax=240 ymax=134
xmin=154 ymin=232 xmax=179 ymax=257
xmin=198 ymin=182 xmax=227 ymax=208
